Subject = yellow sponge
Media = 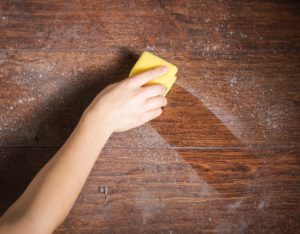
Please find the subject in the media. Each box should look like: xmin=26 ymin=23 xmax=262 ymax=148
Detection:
xmin=129 ymin=51 xmax=178 ymax=96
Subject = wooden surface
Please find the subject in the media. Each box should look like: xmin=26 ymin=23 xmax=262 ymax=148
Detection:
xmin=0 ymin=0 xmax=299 ymax=233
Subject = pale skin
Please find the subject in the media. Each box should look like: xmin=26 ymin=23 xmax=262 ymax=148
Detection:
xmin=0 ymin=66 xmax=169 ymax=234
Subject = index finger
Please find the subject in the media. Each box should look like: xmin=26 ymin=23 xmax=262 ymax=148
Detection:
xmin=130 ymin=66 xmax=168 ymax=87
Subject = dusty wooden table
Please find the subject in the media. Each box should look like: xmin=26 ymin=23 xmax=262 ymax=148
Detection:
xmin=0 ymin=1 xmax=299 ymax=233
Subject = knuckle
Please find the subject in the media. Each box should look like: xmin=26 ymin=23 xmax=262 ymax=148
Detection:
xmin=125 ymin=78 xmax=136 ymax=87
xmin=146 ymin=70 xmax=155 ymax=76
xmin=157 ymin=108 xmax=163 ymax=116
xmin=134 ymin=88 xmax=144 ymax=97
xmin=150 ymin=84 xmax=164 ymax=95
xmin=157 ymin=85 xmax=166 ymax=94
xmin=160 ymin=97 xmax=167 ymax=105
xmin=160 ymin=84 xmax=167 ymax=92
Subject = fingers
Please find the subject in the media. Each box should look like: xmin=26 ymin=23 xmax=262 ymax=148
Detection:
xmin=130 ymin=66 xmax=168 ymax=87
xmin=143 ymin=108 xmax=163 ymax=122
xmin=140 ymin=84 xmax=166 ymax=99
xmin=144 ymin=96 xmax=167 ymax=111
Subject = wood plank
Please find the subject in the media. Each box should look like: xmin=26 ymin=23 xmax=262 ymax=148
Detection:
xmin=163 ymin=0 xmax=300 ymax=52
xmin=0 ymin=1 xmax=299 ymax=51
xmin=1 ymin=146 xmax=298 ymax=233
xmin=0 ymin=0 xmax=179 ymax=50
xmin=174 ymin=52 xmax=300 ymax=148
xmin=1 ymin=51 xmax=299 ymax=148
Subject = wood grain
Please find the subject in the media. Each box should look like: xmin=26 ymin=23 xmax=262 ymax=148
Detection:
xmin=0 ymin=0 xmax=299 ymax=233
xmin=1 ymin=1 xmax=299 ymax=51
xmin=1 ymin=51 xmax=299 ymax=147
xmin=1 ymin=147 xmax=299 ymax=233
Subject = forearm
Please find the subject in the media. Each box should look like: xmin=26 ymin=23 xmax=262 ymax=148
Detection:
xmin=0 ymin=111 xmax=112 ymax=233
xmin=0 ymin=66 xmax=168 ymax=234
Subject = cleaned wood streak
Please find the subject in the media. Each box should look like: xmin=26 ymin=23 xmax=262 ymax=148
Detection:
xmin=0 ymin=0 xmax=299 ymax=233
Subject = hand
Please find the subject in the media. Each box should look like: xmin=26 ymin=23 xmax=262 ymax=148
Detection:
xmin=84 ymin=66 xmax=168 ymax=133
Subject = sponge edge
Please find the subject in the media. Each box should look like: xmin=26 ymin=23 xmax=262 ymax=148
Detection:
xmin=129 ymin=51 xmax=178 ymax=96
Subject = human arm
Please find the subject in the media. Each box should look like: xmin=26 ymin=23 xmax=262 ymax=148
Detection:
xmin=0 ymin=66 xmax=168 ymax=233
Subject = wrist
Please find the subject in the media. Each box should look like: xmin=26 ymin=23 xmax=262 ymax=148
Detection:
xmin=81 ymin=108 xmax=114 ymax=137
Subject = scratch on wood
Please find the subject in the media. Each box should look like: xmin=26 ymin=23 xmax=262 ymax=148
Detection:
xmin=98 ymin=185 xmax=110 ymax=207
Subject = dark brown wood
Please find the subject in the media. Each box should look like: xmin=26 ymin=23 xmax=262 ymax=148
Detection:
xmin=0 ymin=0 xmax=299 ymax=233
xmin=1 ymin=1 xmax=299 ymax=51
